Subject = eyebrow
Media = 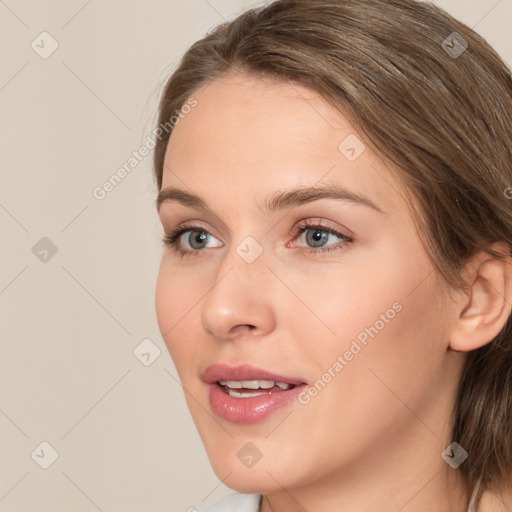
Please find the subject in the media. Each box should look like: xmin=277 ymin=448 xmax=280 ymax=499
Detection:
xmin=156 ymin=183 xmax=384 ymax=215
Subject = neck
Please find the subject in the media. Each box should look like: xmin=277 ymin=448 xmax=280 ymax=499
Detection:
xmin=261 ymin=466 xmax=470 ymax=512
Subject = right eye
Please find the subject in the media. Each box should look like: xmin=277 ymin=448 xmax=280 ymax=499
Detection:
xmin=162 ymin=225 xmax=223 ymax=257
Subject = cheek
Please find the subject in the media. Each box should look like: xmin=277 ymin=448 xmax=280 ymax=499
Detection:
xmin=272 ymin=247 xmax=413 ymax=357
xmin=301 ymin=243 xmax=446 ymax=417
xmin=288 ymin=236 xmax=446 ymax=396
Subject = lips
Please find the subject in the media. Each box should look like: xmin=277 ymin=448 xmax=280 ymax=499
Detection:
xmin=202 ymin=363 xmax=308 ymax=424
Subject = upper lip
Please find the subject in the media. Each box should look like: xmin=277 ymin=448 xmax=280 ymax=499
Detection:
xmin=202 ymin=363 xmax=307 ymax=385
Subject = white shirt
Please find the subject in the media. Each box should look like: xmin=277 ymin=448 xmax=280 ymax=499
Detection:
xmin=201 ymin=493 xmax=261 ymax=512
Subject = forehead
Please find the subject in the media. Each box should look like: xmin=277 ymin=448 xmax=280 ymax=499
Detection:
xmin=162 ymin=72 xmax=412 ymax=220
xmin=167 ymin=73 xmax=351 ymax=160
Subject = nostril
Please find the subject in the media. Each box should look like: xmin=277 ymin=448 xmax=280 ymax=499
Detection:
xmin=233 ymin=324 xmax=256 ymax=334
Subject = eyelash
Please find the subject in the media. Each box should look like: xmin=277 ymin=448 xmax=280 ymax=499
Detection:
xmin=161 ymin=219 xmax=353 ymax=259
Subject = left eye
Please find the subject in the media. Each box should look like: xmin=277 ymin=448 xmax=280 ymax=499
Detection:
xmin=176 ymin=230 xmax=222 ymax=251
xmin=296 ymin=226 xmax=347 ymax=249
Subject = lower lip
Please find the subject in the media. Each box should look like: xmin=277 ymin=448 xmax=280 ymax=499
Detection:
xmin=208 ymin=382 xmax=306 ymax=424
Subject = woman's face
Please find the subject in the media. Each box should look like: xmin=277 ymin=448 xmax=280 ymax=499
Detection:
xmin=155 ymin=73 xmax=462 ymax=494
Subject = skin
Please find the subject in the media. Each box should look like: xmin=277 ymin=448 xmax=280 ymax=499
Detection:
xmin=155 ymin=72 xmax=512 ymax=512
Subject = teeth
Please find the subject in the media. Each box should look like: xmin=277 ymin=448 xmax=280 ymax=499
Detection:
xmin=227 ymin=389 xmax=269 ymax=398
xmin=225 ymin=380 xmax=242 ymax=389
xmin=241 ymin=380 xmax=275 ymax=389
xmin=217 ymin=379 xmax=292 ymax=390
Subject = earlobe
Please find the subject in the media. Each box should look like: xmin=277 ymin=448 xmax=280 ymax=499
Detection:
xmin=449 ymin=244 xmax=512 ymax=352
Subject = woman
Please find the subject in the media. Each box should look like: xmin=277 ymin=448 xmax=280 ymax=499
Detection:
xmin=153 ymin=0 xmax=512 ymax=510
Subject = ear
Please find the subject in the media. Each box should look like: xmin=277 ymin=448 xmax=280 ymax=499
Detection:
xmin=449 ymin=242 xmax=512 ymax=352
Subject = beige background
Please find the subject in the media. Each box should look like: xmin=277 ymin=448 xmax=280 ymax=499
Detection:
xmin=0 ymin=1 xmax=510 ymax=511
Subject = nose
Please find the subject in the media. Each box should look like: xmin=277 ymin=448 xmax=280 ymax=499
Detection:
xmin=200 ymin=240 xmax=276 ymax=342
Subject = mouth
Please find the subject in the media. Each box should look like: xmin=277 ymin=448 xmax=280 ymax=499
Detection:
xmin=202 ymin=363 xmax=307 ymax=424
xmin=216 ymin=379 xmax=297 ymax=398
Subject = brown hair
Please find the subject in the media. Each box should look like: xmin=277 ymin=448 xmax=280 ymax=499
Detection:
xmin=153 ymin=0 xmax=512 ymax=502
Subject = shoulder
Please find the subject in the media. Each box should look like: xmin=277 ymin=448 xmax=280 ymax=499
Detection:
xmin=199 ymin=492 xmax=262 ymax=512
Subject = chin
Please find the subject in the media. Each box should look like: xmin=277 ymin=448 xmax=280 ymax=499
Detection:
xmin=205 ymin=447 xmax=303 ymax=495
xmin=213 ymin=467 xmax=279 ymax=495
